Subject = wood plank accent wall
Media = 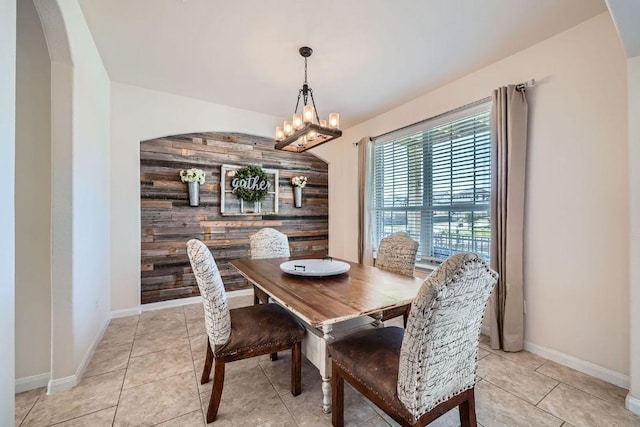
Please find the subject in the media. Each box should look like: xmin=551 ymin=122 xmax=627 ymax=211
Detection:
xmin=140 ymin=132 xmax=329 ymax=304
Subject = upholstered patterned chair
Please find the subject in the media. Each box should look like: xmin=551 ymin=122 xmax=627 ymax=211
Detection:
xmin=249 ymin=228 xmax=291 ymax=305
xmin=329 ymin=253 xmax=498 ymax=427
xmin=376 ymin=231 xmax=419 ymax=325
xmin=186 ymin=239 xmax=304 ymax=423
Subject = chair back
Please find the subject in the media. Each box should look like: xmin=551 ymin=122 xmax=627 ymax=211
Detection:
xmin=376 ymin=231 xmax=419 ymax=277
xmin=186 ymin=239 xmax=231 ymax=346
xmin=249 ymin=227 xmax=290 ymax=259
xmin=397 ymin=252 xmax=497 ymax=420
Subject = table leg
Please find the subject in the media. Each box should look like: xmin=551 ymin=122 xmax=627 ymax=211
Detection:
xmin=321 ymin=324 xmax=333 ymax=414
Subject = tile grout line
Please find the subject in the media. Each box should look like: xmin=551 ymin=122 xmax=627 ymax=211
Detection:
xmin=538 ymin=380 xmax=636 ymax=413
xmin=16 ymin=388 xmax=45 ymax=427
xmin=45 ymin=407 xmax=118 ymax=427
xmin=83 ymin=342 xmax=135 ymax=381
xmin=475 ymin=378 xmax=564 ymax=425
xmin=16 ymin=398 xmax=39 ymax=427
xmin=256 ymin=355 xmax=301 ymax=427
xmin=487 ymin=350 xmax=547 ymax=371
xmin=147 ymin=307 xmax=201 ymax=426
xmin=112 ymin=313 xmax=141 ymax=427
xmin=184 ymin=305 xmax=208 ymax=425
xmin=534 ymin=381 xmax=560 ymax=407
xmin=353 ymin=388 xmax=394 ymax=426
xmin=534 ymin=363 xmax=629 ymax=406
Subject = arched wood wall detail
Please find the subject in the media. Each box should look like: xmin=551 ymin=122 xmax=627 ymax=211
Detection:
xmin=140 ymin=132 xmax=329 ymax=304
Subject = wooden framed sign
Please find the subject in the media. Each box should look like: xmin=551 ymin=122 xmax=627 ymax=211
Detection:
xmin=220 ymin=164 xmax=279 ymax=215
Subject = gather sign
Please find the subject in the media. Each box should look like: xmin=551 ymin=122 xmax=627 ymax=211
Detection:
xmin=220 ymin=164 xmax=280 ymax=216
xmin=231 ymin=174 xmax=272 ymax=192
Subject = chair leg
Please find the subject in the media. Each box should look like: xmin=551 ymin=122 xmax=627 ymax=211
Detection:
xmin=206 ymin=357 xmax=226 ymax=423
xmin=201 ymin=337 xmax=213 ymax=384
xmin=254 ymin=287 xmax=277 ymax=360
xmin=459 ymin=388 xmax=477 ymax=427
xmin=332 ymin=363 xmax=344 ymax=426
xmin=291 ymin=341 xmax=301 ymax=396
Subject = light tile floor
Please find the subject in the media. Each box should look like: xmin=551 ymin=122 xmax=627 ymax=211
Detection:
xmin=15 ymin=296 xmax=640 ymax=426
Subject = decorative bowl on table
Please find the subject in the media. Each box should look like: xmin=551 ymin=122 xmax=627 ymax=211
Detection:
xmin=280 ymin=258 xmax=350 ymax=277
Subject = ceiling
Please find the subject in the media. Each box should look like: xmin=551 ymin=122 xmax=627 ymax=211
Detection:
xmin=78 ymin=0 xmax=607 ymax=129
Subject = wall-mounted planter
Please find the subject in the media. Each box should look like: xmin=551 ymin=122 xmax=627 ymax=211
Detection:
xmin=294 ymin=186 xmax=302 ymax=208
xmin=188 ymin=181 xmax=200 ymax=206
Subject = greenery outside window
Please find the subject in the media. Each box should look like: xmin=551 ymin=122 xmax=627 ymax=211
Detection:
xmin=371 ymin=100 xmax=491 ymax=264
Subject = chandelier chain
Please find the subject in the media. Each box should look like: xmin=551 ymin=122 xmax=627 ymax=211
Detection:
xmin=309 ymin=89 xmax=321 ymax=123
xmin=304 ymin=57 xmax=308 ymax=84
xmin=293 ymin=89 xmax=303 ymax=115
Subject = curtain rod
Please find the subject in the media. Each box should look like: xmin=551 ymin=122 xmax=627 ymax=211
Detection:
xmin=354 ymin=78 xmax=535 ymax=145
xmin=369 ymin=96 xmax=491 ymax=142
xmin=516 ymin=78 xmax=536 ymax=92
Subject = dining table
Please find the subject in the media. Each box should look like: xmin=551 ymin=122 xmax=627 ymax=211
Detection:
xmin=229 ymin=256 xmax=424 ymax=413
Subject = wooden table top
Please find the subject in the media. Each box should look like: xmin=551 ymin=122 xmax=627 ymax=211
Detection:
xmin=229 ymin=257 xmax=424 ymax=328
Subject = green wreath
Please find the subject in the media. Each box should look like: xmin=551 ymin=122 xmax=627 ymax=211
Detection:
xmin=231 ymin=165 xmax=271 ymax=202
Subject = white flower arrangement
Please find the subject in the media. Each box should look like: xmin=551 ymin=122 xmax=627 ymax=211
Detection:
xmin=291 ymin=175 xmax=308 ymax=188
xmin=180 ymin=168 xmax=206 ymax=184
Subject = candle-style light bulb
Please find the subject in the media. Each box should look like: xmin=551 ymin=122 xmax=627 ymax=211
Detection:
xmin=275 ymin=126 xmax=284 ymax=141
xmin=303 ymin=105 xmax=315 ymax=124
xmin=329 ymin=113 xmax=340 ymax=129
xmin=293 ymin=114 xmax=303 ymax=129
xmin=284 ymin=121 xmax=293 ymax=136
xmin=320 ymin=119 xmax=327 ymax=128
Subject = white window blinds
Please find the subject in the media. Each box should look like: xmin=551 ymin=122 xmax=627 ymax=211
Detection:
xmin=371 ymin=100 xmax=491 ymax=262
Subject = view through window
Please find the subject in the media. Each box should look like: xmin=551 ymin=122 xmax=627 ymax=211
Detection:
xmin=371 ymin=102 xmax=491 ymax=263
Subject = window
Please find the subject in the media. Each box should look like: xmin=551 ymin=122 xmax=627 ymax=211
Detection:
xmin=371 ymin=101 xmax=491 ymax=264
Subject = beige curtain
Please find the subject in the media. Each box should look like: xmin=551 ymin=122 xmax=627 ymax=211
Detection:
xmin=357 ymin=137 xmax=374 ymax=265
xmin=489 ymin=86 xmax=528 ymax=352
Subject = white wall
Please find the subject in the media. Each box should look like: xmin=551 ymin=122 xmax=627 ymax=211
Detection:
xmin=628 ymin=55 xmax=640 ymax=411
xmin=66 ymin=0 xmax=111 ymax=384
xmin=315 ymin=13 xmax=630 ymax=379
xmin=15 ymin=0 xmax=52 ymax=386
xmin=35 ymin=0 xmax=111 ymax=390
xmin=110 ymin=83 xmax=281 ymax=312
xmin=0 ymin=0 xmax=16 ymax=421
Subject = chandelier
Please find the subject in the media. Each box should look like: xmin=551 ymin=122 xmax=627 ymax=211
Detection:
xmin=274 ymin=47 xmax=342 ymax=152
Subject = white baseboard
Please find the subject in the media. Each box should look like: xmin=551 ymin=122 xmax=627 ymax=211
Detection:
xmin=48 ymin=291 xmax=254 ymax=395
xmin=627 ymin=394 xmax=640 ymax=416
xmin=227 ymin=289 xmax=254 ymax=299
xmin=141 ymin=296 xmax=203 ymax=312
xmin=47 ymin=375 xmax=77 ymax=394
xmin=523 ymin=341 xmax=629 ymax=389
xmin=47 ymin=315 xmax=111 ymax=394
xmin=480 ymin=327 xmax=629 ymax=389
xmin=111 ymin=307 xmax=142 ymax=318
xmin=138 ymin=289 xmax=254 ymax=313
xmin=15 ymin=372 xmax=50 ymax=393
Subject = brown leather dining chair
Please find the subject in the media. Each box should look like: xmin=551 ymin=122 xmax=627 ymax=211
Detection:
xmin=329 ymin=252 xmax=498 ymax=427
xmin=186 ymin=239 xmax=304 ymax=423
xmin=249 ymin=227 xmax=291 ymax=361
xmin=375 ymin=231 xmax=420 ymax=326
xmin=249 ymin=227 xmax=291 ymax=305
